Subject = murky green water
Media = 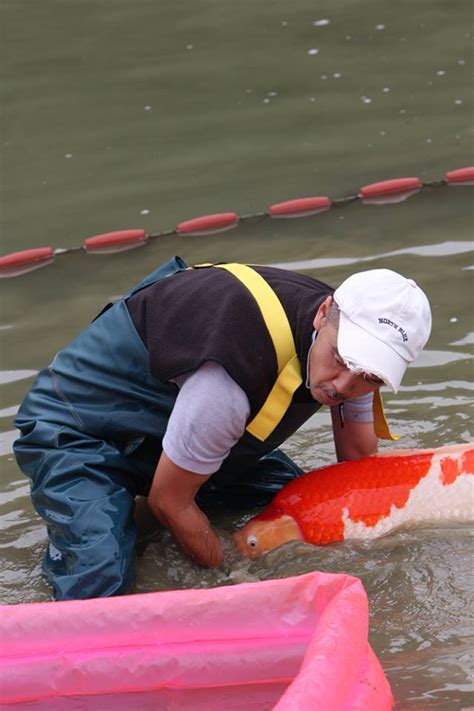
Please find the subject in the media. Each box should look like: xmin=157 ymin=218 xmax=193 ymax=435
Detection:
xmin=1 ymin=1 xmax=473 ymax=708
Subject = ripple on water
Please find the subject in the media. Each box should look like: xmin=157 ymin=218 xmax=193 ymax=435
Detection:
xmin=247 ymin=526 xmax=474 ymax=708
xmin=450 ymin=332 xmax=474 ymax=346
xmin=271 ymin=240 xmax=474 ymax=272
xmin=413 ymin=350 xmax=473 ymax=368
xmin=0 ymin=370 xmax=37 ymax=385
xmin=0 ymin=405 xmax=19 ymax=418
xmin=0 ymin=430 xmax=19 ymax=457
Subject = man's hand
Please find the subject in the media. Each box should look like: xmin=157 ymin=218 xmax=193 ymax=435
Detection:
xmin=147 ymin=452 xmax=223 ymax=568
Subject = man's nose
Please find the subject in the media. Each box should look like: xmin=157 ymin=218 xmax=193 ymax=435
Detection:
xmin=333 ymin=369 xmax=361 ymax=396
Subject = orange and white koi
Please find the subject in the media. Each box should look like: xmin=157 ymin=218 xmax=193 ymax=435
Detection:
xmin=234 ymin=443 xmax=474 ymax=558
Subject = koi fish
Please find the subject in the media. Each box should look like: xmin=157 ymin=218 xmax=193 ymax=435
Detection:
xmin=234 ymin=443 xmax=474 ymax=558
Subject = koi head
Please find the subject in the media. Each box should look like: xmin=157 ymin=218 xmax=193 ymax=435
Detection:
xmin=233 ymin=509 xmax=303 ymax=559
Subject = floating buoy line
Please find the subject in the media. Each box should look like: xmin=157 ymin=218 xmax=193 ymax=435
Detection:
xmin=1 ymin=167 xmax=472 ymax=279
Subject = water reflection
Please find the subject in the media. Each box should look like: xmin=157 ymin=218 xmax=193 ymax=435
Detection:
xmin=272 ymin=239 xmax=473 ymax=271
xmin=0 ymin=370 xmax=37 ymax=385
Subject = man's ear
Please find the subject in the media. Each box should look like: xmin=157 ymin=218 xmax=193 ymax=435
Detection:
xmin=313 ymin=295 xmax=333 ymax=330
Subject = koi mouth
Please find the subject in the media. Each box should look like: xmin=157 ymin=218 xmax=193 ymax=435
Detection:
xmin=234 ymin=514 xmax=304 ymax=559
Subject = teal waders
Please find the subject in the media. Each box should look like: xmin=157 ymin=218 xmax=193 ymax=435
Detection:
xmin=14 ymin=257 xmax=302 ymax=601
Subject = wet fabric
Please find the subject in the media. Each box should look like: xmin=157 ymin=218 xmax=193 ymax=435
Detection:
xmin=14 ymin=257 xmax=302 ymax=600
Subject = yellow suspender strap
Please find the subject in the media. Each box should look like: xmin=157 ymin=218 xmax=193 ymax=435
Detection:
xmin=213 ymin=263 xmax=303 ymax=442
xmin=192 ymin=263 xmax=397 ymax=442
xmin=373 ymin=389 xmax=399 ymax=441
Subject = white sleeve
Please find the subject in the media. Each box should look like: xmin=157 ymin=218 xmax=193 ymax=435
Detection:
xmin=162 ymin=361 xmax=251 ymax=475
xmin=341 ymin=391 xmax=375 ymax=423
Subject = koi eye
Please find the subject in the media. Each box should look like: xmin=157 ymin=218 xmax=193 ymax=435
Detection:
xmin=247 ymin=535 xmax=258 ymax=548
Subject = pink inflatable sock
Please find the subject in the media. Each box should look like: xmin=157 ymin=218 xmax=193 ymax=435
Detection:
xmin=0 ymin=571 xmax=393 ymax=710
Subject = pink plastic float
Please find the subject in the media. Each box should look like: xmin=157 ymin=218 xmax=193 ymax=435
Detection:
xmin=0 ymin=571 xmax=393 ymax=710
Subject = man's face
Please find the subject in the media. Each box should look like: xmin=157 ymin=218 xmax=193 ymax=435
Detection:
xmin=308 ymin=296 xmax=384 ymax=406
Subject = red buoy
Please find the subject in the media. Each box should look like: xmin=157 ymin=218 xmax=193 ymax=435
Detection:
xmin=359 ymin=177 xmax=422 ymax=204
xmin=445 ymin=167 xmax=474 ymax=185
xmin=269 ymin=196 xmax=331 ymax=218
xmin=177 ymin=212 xmax=238 ymax=236
xmin=0 ymin=247 xmax=55 ymax=278
xmin=84 ymin=229 xmax=147 ymax=254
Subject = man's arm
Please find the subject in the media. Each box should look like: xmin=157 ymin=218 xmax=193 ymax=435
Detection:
xmin=330 ymin=405 xmax=378 ymax=461
xmin=147 ymin=451 xmax=223 ymax=568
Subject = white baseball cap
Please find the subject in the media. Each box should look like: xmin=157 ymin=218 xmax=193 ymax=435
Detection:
xmin=333 ymin=269 xmax=432 ymax=392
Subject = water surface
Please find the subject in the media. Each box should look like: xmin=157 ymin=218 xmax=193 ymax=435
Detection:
xmin=2 ymin=1 xmax=473 ymax=709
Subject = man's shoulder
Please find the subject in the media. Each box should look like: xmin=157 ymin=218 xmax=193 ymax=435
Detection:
xmin=252 ymin=264 xmax=334 ymax=294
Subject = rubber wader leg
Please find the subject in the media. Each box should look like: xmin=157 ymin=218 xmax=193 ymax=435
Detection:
xmin=25 ymin=444 xmax=138 ymax=601
xmin=197 ymin=448 xmax=303 ymax=510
